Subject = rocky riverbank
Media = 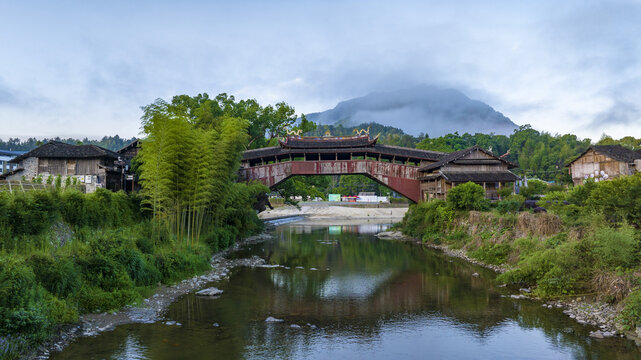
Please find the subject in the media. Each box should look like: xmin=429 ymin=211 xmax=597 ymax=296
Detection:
xmin=375 ymin=230 xmax=638 ymax=344
xmin=30 ymin=232 xmax=275 ymax=360
xmin=376 ymin=231 xmax=508 ymax=273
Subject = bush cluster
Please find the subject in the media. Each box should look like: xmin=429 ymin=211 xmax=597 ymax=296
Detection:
xmin=0 ymin=187 xmax=264 ymax=359
xmin=446 ymin=182 xmax=489 ymax=211
xmin=0 ymin=223 xmax=213 ymax=357
xmin=0 ymin=189 xmax=142 ymax=249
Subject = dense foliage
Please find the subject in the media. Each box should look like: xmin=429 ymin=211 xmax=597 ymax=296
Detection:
xmin=167 ymin=93 xmax=316 ymax=150
xmin=0 ymin=189 xmax=219 ymax=359
xmin=0 ymin=93 xmax=292 ymax=359
xmin=401 ymin=172 xmax=641 ymax=330
xmin=138 ymin=98 xmax=268 ymax=244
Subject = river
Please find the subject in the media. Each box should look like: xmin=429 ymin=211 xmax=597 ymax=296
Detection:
xmin=51 ymin=221 xmax=641 ymax=359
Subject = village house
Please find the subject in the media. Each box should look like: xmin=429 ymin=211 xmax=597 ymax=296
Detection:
xmin=117 ymin=138 xmax=140 ymax=160
xmin=116 ymin=139 xmax=140 ymax=192
xmin=417 ymin=145 xmax=520 ymax=201
xmin=1 ymin=141 xmax=125 ymax=192
xmin=567 ymin=145 xmax=641 ymax=185
xmin=0 ymin=150 xmax=24 ymax=174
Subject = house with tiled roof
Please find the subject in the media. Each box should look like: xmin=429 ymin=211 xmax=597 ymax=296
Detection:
xmin=417 ymin=145 xmax=520 ymax=201
xmin=567 ymin=145 xmax=641 ymax=185
xmin=1 ymin=141 xmax=125 ymax=192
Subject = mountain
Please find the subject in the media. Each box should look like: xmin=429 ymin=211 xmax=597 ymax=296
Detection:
xmin=305 ymin=85 xmax=518 ymax=137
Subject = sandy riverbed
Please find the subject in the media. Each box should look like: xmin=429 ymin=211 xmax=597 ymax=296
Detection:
xmin=259 ymin=204 xmax=409 ymax=220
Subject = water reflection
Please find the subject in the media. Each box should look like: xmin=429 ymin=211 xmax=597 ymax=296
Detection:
xmin=112 ymin=334 xmax=148 ymax=360
xmin=51 ymin=224 xmax=641 ymax=360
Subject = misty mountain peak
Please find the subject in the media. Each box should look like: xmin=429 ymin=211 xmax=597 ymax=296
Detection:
xmin=305 ymin=85 xmax=518 ymax=136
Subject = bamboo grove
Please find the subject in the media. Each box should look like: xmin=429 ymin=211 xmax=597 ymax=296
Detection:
xmin=138 ymin=98 xmax=268 ymax=246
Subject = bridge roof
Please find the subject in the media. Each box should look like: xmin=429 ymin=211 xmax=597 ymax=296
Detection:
xmin=279 ymin=135 xmax=377 ymax=149
xmin=242 ymin=144 xmax=445 ymax=162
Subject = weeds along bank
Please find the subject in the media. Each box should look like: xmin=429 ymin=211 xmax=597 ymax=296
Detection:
xmin=0 ymin=188 xmax=264 ymax=359
xmin=401 ymin=176 xmax=641 ymax=334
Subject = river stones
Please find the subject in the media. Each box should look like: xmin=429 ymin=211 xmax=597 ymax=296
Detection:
xmin=589 ymin=330 xmax=604 ymax=339
xmin=265 ymin=316 xmax=284 ymax=322
xmin=196 ymin=287 xmax=224 ymax=296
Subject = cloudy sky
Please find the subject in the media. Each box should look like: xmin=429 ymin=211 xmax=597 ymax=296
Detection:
xmin=0 ymin=0 xmax=639 ymax=140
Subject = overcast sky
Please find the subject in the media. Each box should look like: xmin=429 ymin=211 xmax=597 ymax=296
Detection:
xmin=0 ymin=0 xmax=639 ymax=140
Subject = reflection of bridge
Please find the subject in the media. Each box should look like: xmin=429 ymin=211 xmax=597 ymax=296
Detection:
xmin=239 ymin=135 xmax=443 ymax=202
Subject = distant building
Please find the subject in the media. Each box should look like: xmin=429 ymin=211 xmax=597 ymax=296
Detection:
xmin=418 ymin=145 xmax=520 ymax=201
xmin=117 ymin=138 xmax=140 ymax=160
xmin=116 ymin=139 xmax=140 ymax=192
xmin=567 ymin=145 xmax=641 ymax=185
xmin=1 ymin=141 xmax=124 ymax=192
xmin=0 ymin=150 xmax=24 ymax=174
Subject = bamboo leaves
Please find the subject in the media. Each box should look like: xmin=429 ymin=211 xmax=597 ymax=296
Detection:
xmin=138 ymin=100 xmax=258 ymax=245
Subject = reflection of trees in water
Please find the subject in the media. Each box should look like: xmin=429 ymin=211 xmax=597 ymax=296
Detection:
xmin=55 ymin=226 xmax=641 ymax=360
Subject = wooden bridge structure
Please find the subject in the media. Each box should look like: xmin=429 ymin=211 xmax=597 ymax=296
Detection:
xmin=239 ymin=135 xmax=444 ymax=203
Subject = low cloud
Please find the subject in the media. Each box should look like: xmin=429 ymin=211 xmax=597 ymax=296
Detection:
xmin=590 ymin=101 xmax=641 ymax=127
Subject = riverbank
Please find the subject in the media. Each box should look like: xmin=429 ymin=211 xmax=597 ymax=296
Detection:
xmin=390 ymin=193 xmax=641 ymax=346
xmin=375 ymin=230 xmax=631 ymax=341
xmin=258 ymin=203 xmax=408 ymax=220
xmin=28 ymin=230 xmax=276 ymax=360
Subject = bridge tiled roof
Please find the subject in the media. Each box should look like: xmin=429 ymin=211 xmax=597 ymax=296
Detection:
xmin=279 ymin=135 xmax=377 ymax=149
xmin=242 ymin=144 xmax=445 ymax=162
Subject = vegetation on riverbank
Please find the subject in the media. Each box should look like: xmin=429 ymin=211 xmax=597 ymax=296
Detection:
xmin=0 ymin=189 xmax=220 ymax=359
xmin=401 ymin=174 xmax=641 ymax=332
xmin=0 ymin=93 xmax=313 ymax=359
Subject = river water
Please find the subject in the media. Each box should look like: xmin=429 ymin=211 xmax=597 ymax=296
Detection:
xmin=52 ymin=222 xmax=641 ymax=359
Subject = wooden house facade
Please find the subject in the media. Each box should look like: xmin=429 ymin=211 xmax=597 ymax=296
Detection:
xmin=567 ymin=145 xmax=641 ymax=185
xmin=3 ymin=141 xmax=124 ymax=192
xmin=418 ymin=146 xmax=519 ymax=201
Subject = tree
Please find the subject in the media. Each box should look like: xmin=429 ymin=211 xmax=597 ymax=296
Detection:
xmin=137 ymin=98 xmax=266 ymax=245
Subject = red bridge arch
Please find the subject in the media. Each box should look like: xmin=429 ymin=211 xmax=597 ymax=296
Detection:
xmin=239 ymin=135 xmax=444 ymax=203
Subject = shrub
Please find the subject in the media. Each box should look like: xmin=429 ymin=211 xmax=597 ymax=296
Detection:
xmin=0 ymin=257 xmax=51 ymax=341
xmin=203 ymin=227 xmax=237 ymax=252
xmin=447 ymin=182 xmax=488 ymax=211
xmin=27 ymin=254 xmax=81 ymax=298
xmin=619 ymin=288 xmax=641 ymax=330
xmin=585 ymin=173 xmax=641 ymax=227
xmin=154 ymin=244 xmax=211 ymax=283
xmin=592 ymin=225 xmax=638 ymax=270
xmin=59 ymin=190 xmax=87 ymax=227
xmin=519 ymin=180 xmax=548 ymax=200
xmin=496 ymin=199 xmax=521 ymax=214
xmin=76 ymin=287 xmax=140 ymax=313
xmin=498 ymin=186 xmax=514 ymax=199
xmin=469 ymin=243 xmax=511 ymax=265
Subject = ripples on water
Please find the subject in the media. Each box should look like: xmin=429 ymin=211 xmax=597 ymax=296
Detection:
xmin=51 ymin=223 xmax=641 ymax=360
